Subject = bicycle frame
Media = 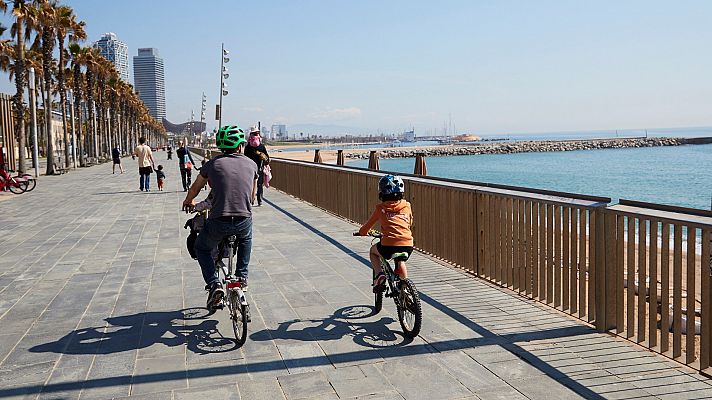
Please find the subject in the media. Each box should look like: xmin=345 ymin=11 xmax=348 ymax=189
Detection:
xmin=216 ymin=236 xmax=248 ymax=306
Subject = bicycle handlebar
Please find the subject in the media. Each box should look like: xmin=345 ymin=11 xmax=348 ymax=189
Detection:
xmin=353 ymin=230 xmax=382 ymax=238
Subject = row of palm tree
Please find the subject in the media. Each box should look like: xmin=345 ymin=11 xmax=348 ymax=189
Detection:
xmin=0 ymin=0 xmax=166 ymax=175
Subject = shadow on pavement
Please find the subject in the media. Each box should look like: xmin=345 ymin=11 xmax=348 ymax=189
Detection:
xmin=29 ymin=307 xmax=238 ymax=356
xmin=251 ymin=305 xmax=413 ymax=349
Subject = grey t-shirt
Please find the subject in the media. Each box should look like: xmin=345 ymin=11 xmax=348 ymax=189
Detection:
xmin=200 ymin=154 xmax=258 ymax=218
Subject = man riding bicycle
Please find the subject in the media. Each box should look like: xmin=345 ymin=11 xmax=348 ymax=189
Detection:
xmin=182 ymin=125 xmax=258 ymax=309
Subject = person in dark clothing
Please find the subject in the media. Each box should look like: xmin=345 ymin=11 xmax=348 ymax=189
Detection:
xmin=167 ymin=146 xmax=173 ymax=160
xmin=111 ymin=145 xmax=124 ymax=174
xmin=244 ymin=126 xmax=270 ymax=206
xmin=176 ymin=141 xmax=197 ymax=191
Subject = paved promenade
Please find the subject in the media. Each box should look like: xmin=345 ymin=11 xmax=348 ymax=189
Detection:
xmin=1 ymin=154 xmax=712 ymax=399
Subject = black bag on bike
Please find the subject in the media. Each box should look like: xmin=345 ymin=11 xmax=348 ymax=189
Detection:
xmin=183 ymin=214 xmax=206 ymax=260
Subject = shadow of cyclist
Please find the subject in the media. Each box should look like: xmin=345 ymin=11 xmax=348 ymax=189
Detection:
xmin=30 ymin=307 xmax=237 ymax=356
xmin=250 ymin=305 xmax=413 ymax=348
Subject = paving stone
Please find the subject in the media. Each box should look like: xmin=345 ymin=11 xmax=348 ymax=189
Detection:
xmin=376 ymin=357 xmax=473 ymax=400
xmin=235 ymin=376 xmax=286 ymax=400
xmin=174 ymin=383 xmax=240 ymax=399
xmin=277 ymin=371 xmax=335 ymax=399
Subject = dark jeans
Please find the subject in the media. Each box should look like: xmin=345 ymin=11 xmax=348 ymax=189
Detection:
xmin=180 ymin=167 xmax=192 ymax=191
xmin=139 ymin=167 xmax=152 ymax=191
xmin=256 ymin=171 xmax=264 ymax=204
xmin=195 ymin=216 xmax=252 ymax=286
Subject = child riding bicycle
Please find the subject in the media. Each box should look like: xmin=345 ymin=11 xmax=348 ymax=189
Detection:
xmin=356 ymin=174 xmax=414 ymax=291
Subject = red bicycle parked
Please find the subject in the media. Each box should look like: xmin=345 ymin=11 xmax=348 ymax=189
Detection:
xmin=0 ymin=164 xmax=35 ymax=194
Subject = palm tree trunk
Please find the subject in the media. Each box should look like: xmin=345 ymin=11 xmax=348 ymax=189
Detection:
xmin=12 ymin=4 xmax=27 ymax=174
xmin=58 ymin=41 xmax=70 ymax=168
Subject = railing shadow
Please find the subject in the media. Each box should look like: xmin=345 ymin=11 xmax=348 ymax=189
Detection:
xmin=29 ymin=307 xmax=238 ymax=356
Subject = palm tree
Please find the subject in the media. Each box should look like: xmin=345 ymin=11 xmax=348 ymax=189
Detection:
xmin=32 ymin=0 xmax=59 ymax=175
xmin=6 ymin=0 xmax=30 ymax=174
xmin=68 ymin=42 xmax=87 ymax=164
xmin=55 ymin=4 xmax=84 ymax=168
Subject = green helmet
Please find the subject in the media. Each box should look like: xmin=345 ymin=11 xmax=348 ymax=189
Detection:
xmin=216 ymin=125 xmax=246 ymax=150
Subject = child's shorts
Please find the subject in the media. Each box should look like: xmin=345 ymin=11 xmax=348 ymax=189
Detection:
xmin=376 ymin=244 xmax=413 ymax=262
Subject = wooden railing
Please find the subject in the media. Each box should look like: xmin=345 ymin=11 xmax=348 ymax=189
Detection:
xmin=268 ymin=157 xmax=712 ymax=373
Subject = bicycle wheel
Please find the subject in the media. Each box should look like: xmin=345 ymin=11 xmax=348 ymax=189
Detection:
xmin=396 ymin=279 xmax=422 ymax=338
xmin=228 ymin=290 xmax=247 ymax=346
xmin=7 ymin=179 xmax=27 ymax=194
xmin=20 ymin=175 xmax=36 ymax=192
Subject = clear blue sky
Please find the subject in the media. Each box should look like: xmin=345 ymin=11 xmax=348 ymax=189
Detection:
xmin=2 ymin=0 xmax=712 ymax=135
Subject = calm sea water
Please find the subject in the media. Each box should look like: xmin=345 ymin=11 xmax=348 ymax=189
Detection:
xmin=351 ymin=143 xmax=712 ymax=210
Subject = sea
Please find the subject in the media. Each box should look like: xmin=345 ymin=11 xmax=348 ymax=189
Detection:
xmin=349 ymin=129 xmax=712 ymax=211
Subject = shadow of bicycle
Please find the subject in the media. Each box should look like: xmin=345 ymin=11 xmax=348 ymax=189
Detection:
xmin=30 ymin=308 xmax=238 ymax=356
xmin=251 ymin=305 xmax=413 ymax=348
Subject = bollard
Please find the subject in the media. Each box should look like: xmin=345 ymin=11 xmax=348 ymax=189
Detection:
xmin=337 ymin=149 xmax=344 ymax=166
xmin=313 ymin=149 xmax=323 ymax=163
xmin=367 ymin=151 xmax=379 ymax=171
xmin=414 ymin=152 xmax=428 ymax=176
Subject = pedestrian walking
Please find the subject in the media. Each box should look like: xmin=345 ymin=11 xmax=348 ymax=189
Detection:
xmin=111 ymin=145 xmax=124 ymax=174
xmin=133 ymin=137 xmax=156 ymax=192
xmin=167 ymin=145 xmax=173 ymax=160
xmin=156 ymin=165 xmax=166 ymax=191
xmin=176 ymin=141 xmax=197 ymax=191
xmin=244 ymin=126 xmax=270 ymax=206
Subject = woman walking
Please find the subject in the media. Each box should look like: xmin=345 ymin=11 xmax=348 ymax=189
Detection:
xmin=244 ymin=126 xmax=270 ymax=206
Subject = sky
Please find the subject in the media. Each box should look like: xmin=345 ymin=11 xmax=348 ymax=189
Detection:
xmin=2 ymin=0 xmax=712 ymax=136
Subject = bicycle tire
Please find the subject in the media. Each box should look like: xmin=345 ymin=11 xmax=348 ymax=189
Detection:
xmin=229 ymin=290 xmax=248 ymax=346
xmin=20 ymin=175 xmax=36 ymax=192
xmin=396 ymin=279 xmax=422 ymax=338
xmin=7 ymin=179 xmax=27 ymax=194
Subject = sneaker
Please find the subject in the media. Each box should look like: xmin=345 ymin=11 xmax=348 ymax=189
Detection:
xmin=238 ymin=278 xmax=248 ymax=292
xmin=372 ymin=272 xmax=386 ymax=292
xmin=206 ymin=282 xmax=225 ymax=309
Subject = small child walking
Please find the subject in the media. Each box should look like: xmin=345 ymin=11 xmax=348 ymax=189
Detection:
xmin=357 ymin=175 xmax=414 ymax=290
xmin=156 ymin=165 xmax=166 ymax=191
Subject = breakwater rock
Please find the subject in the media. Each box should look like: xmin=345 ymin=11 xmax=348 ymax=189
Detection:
xmin=345 ymin=137 xmax=685 ymax=159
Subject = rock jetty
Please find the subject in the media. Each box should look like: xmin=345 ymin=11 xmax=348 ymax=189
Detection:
xmin=345 ymin=137 xmax=685 ymax=159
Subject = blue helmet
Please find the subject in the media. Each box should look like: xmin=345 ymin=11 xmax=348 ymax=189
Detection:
xmin=378 ymin=174 xmax=405 ymax=196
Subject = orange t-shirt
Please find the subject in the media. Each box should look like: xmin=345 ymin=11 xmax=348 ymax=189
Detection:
xmin=358 ymin=199 xmax=414 ymax=246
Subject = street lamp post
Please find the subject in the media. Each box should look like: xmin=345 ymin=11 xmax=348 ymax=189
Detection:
xmin=68 ymin=90 xmax=77 ymax=169
xmin=217 ymin=43 xmax=229 ymax=129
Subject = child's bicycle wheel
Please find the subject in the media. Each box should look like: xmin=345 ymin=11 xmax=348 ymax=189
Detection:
xmin=396 ymin=279 xmax=422 ymax=338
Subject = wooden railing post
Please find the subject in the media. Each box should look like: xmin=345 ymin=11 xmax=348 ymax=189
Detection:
xmin=597 ymin=209 xmax=618 ymax=332
xmin=414 ymin=152 xmax=427 ymax=176
xmin=367 ymin=151 xmax=379 ymax=171
xmin=313 ymin=149 xmax=323 ymax=163
xmin=337 ymin=149 xmax=344 ymax=166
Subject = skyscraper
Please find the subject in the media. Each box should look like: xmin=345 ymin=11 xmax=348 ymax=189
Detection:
xmin=133 ymin=48 xmax=166 ymax=121
xmin=93 ymin=33 xmax=129 ymax=82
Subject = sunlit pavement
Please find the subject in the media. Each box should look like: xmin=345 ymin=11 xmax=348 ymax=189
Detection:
xmin=0 ymin=153 xmax=711 ymax=399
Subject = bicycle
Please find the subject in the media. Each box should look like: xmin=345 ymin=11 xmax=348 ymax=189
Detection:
xmin=353 ymin=230 xmax=423 ymax=338
xmin=213 ymin=233 xmax=250 ymax=346
xmin=0 ymin=163 xmax=35 ymax=193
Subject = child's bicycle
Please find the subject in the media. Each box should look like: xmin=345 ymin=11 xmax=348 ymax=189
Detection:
xmin=354 ymin=230 xmax=422 ymax=338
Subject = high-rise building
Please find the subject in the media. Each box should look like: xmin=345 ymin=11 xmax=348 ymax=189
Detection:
xmin=93 ymin=33 xmax=129 ymax=82
xmin=133 ymin=48 xmax=166 ymax=121
xmin=271 ymin=124 xmax=287 ymax=140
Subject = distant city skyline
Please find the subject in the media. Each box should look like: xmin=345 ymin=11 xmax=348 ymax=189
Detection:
xmin=2 ymin=1 xmax=712 ymax=135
